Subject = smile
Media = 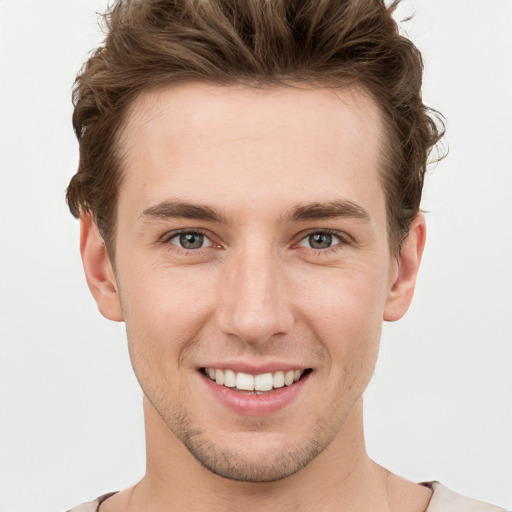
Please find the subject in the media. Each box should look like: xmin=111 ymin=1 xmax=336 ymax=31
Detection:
xmin=203 ymin=368 xmax=309 ymax=393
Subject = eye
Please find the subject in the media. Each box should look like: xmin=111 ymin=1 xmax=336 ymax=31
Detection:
xmin=168 ymin=231 xmax=213 ymax=250
xmin=297 ymin=231 xmax=343 ymax=250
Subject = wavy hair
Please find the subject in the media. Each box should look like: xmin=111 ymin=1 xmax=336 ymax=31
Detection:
xmin=67 ymin=0 xmax=445 ymax=256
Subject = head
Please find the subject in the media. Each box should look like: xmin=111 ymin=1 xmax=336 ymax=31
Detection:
xmin=69 ymin=0 xmax=444 ymax=485
xmin=67 ymin=0 xmax=443 ymax=258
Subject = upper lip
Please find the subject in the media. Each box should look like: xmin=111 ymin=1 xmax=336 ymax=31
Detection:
xmin=199 ymin=361 xmax=310 ymax=374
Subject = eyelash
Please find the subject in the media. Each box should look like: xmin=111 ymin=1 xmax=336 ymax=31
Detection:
xmin=295 ymin=229 xmax=349 ymax=254
xmin=161 ymin=229 xmax=215 ymax=255
xmin=161 ymin=229 xmax=350 ymax=254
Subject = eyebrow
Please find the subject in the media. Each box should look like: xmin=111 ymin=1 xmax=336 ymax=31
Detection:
xmin=140 ymin=200 xmax=227 ymax=223
xmin=139 ymin=199 xmax=370 ymax=225
xmin=286 ymin=200 xmax=371 ymax=223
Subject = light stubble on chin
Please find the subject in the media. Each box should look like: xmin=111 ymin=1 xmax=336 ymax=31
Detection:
xmin=166 ymin=403 xmax=332 ymax=482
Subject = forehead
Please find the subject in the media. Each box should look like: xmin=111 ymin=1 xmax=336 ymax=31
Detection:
xmin=118 ymin=83 xmax=386 ymax=225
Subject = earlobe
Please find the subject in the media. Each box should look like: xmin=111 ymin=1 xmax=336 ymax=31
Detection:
xmin=80 ymin=213 xmax=124 ymax=322
xmin=383 ymin=213 xmax=426 ymax=322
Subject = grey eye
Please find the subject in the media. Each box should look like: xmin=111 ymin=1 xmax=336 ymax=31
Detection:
xmin=180 ymin=233 xmax=203 ymax=249
xmin=309 ymin=233 xmax=333 ymax=249
xmin=169 ymin=232 xmax=212 ymax=250
xmin=298 ymin=232 xmax=342 ymax=250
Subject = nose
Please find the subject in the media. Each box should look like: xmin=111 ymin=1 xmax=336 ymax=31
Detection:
xmin=215 ymin=244 xmax=294 ymax=345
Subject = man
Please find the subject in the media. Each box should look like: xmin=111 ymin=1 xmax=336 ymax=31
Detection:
xmin=65 ymin=0 xmax=507 ymax=511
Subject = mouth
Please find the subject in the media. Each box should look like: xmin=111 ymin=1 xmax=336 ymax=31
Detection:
xmin=201 ymin=367 xmax=313 ymax=395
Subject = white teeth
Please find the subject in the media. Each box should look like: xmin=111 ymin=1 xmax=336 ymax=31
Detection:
xmin=254 ymin=373 xmax=273 ymax=392
xmin=273 ymin=371 xmax=285 ymax=388
xmin=236 ymin=372 xmax=254 ymax=391
xmin=215 ymin=369 xmax=224 ymax=385
xmin=205 ymin=368 xmax=306 ymax=392
xmin=223 ymin=369 xmax=236 ymax=388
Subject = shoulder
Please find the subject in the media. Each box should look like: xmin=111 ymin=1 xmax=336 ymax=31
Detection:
xmin=423 ymin=482 xmax=509 ymax=512
xmin=67 ymin=492 xmax=118 ymax=512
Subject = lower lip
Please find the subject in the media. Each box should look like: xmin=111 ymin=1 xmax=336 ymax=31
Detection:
xmin=201 ymin=372 xmax=310 ymax=416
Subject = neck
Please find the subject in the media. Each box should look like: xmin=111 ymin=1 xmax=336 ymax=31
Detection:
xmin=126 ymin=398 xmax=417 ymax=512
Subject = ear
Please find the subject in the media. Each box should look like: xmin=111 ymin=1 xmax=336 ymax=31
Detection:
xmin=383 ymin=213 xmax=426 ymax=322
xmin=80 ymin=213 xmax=124 ymax=322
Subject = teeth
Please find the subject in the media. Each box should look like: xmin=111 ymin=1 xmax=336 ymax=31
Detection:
xmin=273 ymin=371 xmax=285 ymax=388
xmin=236 ymin=372 xmax=254 ymax=391
xmin=206 ymin=368 xmax=306 ymax=392
xmin=223 ymin=369 xmax=236 ymax=388
xmin=254 ymin=373 xmax=273 ymax=391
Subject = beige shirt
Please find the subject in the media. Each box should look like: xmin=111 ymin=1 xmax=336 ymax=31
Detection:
xmin=67 ymin=482 xmax=509 ymax=512
xmin=421 ymin=482 xmax=508 ymax=511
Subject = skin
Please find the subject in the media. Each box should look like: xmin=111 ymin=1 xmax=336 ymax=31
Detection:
xmin=81 ymin=83 xmax=430 ymax=511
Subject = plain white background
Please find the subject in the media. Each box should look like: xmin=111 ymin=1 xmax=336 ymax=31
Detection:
xmin=0 ymin=1 xmax=511 ymax=511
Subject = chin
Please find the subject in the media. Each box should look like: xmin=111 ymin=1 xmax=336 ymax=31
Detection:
xmin=175 ymin=421 xmax=334 ymax=483
xmin=185 ymin=440 xmax=322 ymax=482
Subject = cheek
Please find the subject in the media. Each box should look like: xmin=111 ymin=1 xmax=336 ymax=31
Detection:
xmin=118 ymin=263 xmax=216 ymax=366
xmin=292 ymin=265 xmax=387 ymax=368
xmin=296 ymin=265 xmax=389 ymax=329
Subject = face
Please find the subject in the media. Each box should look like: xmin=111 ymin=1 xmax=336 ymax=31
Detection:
xmin=87 ymin=84 xmax=419 ymax=482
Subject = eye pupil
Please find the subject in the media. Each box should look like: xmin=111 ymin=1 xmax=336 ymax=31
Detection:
xmin=179 ymin=233 xmax=203 ymax=249
xmin=309 ymin=233 xmax=332 ymax=249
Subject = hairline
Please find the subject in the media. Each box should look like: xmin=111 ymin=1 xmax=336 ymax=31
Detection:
xmin=101 ymin=79 xmax=404 ymax=262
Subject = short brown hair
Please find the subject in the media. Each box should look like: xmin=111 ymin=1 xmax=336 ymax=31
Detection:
xmin=66 ymin=0 xmax=444 ymax=256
